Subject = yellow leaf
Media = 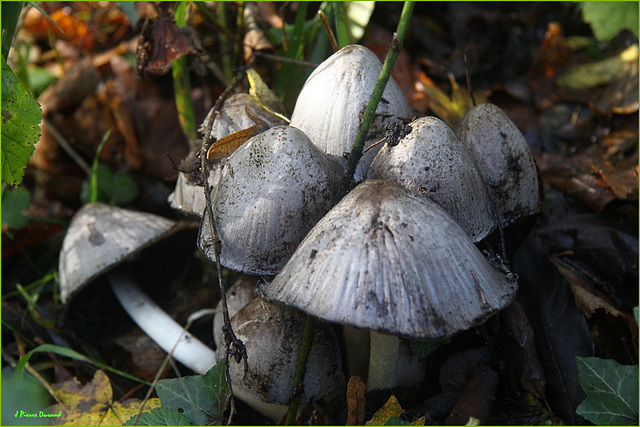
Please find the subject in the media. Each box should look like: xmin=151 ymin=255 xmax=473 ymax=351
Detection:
xmin=420 ymin=74 xmax=487 ymax=128
xmin=246 ymin=68 xmax=288 ymax=121
xmin=412 ymin=416 xmax=426 ymax=426
xmin=43 ymin=370 xmax=161 ymax=426
xmin=365 ymin=395 xmax=403 ymax=426
xmin=557 ymin=44 xmax=638 ymax=89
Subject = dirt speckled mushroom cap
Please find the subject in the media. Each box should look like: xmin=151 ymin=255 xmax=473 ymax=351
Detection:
xmin=58 ymin=203 xmax=179 ymax=303
xmin=261 ymin=180 xmax=517 ymax=339
xmin=199 ymin=125 xmax=342 ymax=275
xmin=169 ymin=94 xmax=286 ymax=216
xmin=216 ymin=296 xmax=342 ymax=405
xmin=455 ymin=103 xmax=541 ymax=227
xmin=290 ymin=44 xmax=412 ymax=180
xmin=368 ymin=116 xmax=496 ymax=242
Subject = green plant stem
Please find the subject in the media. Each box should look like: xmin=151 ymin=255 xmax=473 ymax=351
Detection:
xmin=90 ymin=128 xmax=112 ymax=203
xmin=172 ymin=1 xmax=196 ymax=142
xmin=338 ymin=1 xmax=415 ymax=199
xmin=285 ymin=315 xmax=316 ymax=425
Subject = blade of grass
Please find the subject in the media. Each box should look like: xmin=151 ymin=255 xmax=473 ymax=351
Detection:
xmin=90 ymin=128 xmax=113 ymax=203
xmin=14 ymin=343 xmax=152 ymax=385
xmin=332 ymin=2 xmax=350 ymax=48
xmin=172 ymin=1 xmax=196 ymax=142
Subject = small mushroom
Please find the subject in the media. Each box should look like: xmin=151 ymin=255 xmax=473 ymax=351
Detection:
xmin=198 ymin=125 xmax=342 ymax=275
xmin=216 ymin=296 xmax=342 ymax=421
xmin=261 ymin=180 xmax=517 ymax=389
xmin=58 ymin=203 xmax=216 ymax=374
xmin=367 ymin=116 xmax=496 ymax=242
xmin=455 ymin=103 xmax=541 ymax=229
xmin=59 ymin=203 xmax=179 ymax=303
xmin=168 ymin=94 xmax=286 ymax=216
xmin=290 ymin=44 xmax=412 ymax=180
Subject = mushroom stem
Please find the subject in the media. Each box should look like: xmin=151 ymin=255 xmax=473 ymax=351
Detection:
xmin=109 ymin=272 xmax=217 ymax=375
xmin=367 ymin=331 xmax=399 ymax=390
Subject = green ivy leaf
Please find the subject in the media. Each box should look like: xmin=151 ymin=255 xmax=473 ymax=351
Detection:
xmin=1 ymin=57 xmax=42 ymax=187
xmin=155 ymin=359 xmax=231 ymax=426
xmin=123 ymin=407 xmax=192 ymax=426
xmin=581 ymin=2 xmax=639 ymax=41
xmin=576 ymin=356 xmax=639 ymax=425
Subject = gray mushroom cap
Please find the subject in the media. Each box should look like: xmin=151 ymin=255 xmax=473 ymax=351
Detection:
xmin=168 ymin=94 xmax=286 ymax=216
xmin=216 ymin=296 xmax=342 ymax=406
xmin=260 ymin=180 xmax=517 ymax=339
xmin=455 ymin=103 xmax=541 ymax=227
xmin=58 ymin=203 xmax=179 ymax=303
xmin=199 ymin=125 xmax=342 ymax=275
xmin=367 ymin=116 xmax=496 ymax=242
xmin=290 ymin=44 xmax=412 ymax=181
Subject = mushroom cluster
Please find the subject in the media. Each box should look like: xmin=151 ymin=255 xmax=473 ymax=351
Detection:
xmin=57 ymin=41 xmax=541 ymax=423
xmin=195 ymin=44 xmax=540 ymax=403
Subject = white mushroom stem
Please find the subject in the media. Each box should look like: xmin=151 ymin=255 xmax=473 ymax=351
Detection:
xmin=367 ymin=331 xmax=400 ymax=390
xmin=109 ymin=272 xmax=217 ymax=375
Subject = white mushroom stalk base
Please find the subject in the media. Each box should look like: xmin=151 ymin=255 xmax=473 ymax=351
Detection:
xmin=109 ymin=272 xmax=217 ymax=375
xmin=368 ymin=331 xmax=400 ymax=390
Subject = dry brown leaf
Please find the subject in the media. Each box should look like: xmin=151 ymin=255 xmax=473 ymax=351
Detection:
xmin=346 ymin=375 xmax=366 ymax=425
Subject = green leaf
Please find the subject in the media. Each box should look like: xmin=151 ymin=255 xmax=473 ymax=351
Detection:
xmin=556 ymin=44 xmax=638 ymax=90
xmin=1 ymin=185 xmax=30 ymax=228
xmin=576 ymin=356 xmax=639 ymax=425
xmin=384 ymin=417 xmax=413 ymax=426
xmin=123 ymin=407 xmax=193 ymax=426
xmin=155 ymin=359 xmax=231 ymax=426
xmin=2 ymin=2 xmax=24 ymax=58
xmin=581 ymin=2 xmax=639 ymax=41
xmin=346 ymin=2 xmax=376 ymax=41
xmin=1 ymin=57 xmax=42 ymax=187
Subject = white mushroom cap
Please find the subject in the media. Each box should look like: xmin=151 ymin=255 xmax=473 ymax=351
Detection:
xmin=261 ymin=180 xmax=517 ymax=339
xmin=367 ymin=116 xmax=496 ymax=242
xmin=199 ymin=125 xmax=342 ymax=275
xmin=216 ymin=296 xmax=342 ymax=407
xmin=58 ymin=203 xmax=179 ymax=303
xmin=290 ymin=44 xmax=412 ymax=181
xmin=455 ymin=103 xmax=541 ymax=227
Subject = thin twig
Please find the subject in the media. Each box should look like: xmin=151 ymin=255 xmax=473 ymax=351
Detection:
xmin=199 ymin=67 xmax=251 ymax=426
xmin=464 ymin=48 xmax=477 ymax=107
xmin=42 ymin=117 xmax=91 ymax=174
xmin=317 ymin=10 xmax=339 ymax=52
xmin=252 ymin=50 xmax=318 ymax=68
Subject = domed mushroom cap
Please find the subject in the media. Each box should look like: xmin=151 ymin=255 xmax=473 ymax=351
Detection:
xmin=199 ymin=125 xmax=342 ymax=275
xmin=216 ymin=296 xmax=342 ymax=406
xmin=455 ymin=103 xmax=541 ymax=227
xmin=368 ymin=116 xmax=496 ymax=242
xmin=290 ymin=44 xmax=412 ymax=180
xmin=261 ymin=180 xmax=517 ymax=339
xmin=59 ymin=203 xmax=179 ymax=303
xmin=169 ymin=94 xmax=287 ymax=216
